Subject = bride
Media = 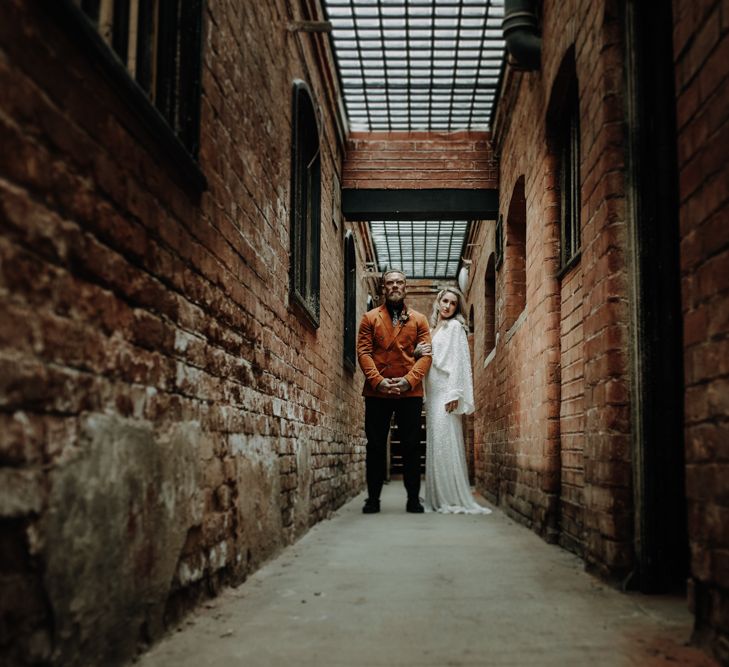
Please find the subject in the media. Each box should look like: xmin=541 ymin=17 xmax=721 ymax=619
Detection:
xmin=418 ymin=288 xmax=491 ymax=515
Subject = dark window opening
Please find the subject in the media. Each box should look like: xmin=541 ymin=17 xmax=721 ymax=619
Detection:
xmin=76 ymin=0 xmax=203 ymax=157
xmin=504 ymin=177 xmax=526 ymax=329
xmin=559 ymin=85 xmax=581 ymax=269
xmin=344 ymin=231 xmax=357 ymax=369
xmin=111 ymin=1 xmax=130 ymax=63
xmin=494 ymin=214 xmax=504 ymax=270
xmin=290 ymin=80 xmax=321 ymax=327
xmin=484 ymin=253 xmax=496 ymax=355
xmin=81 ymin=0 xmax=101 ymax=23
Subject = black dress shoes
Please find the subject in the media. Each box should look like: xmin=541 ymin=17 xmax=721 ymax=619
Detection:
xmin=362 ymin=498 xmax=380 ymax=514
xmin=406 ymin=498 xmax=424 ymax=513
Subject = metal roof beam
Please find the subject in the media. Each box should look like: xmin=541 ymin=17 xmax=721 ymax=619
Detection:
xmin=342 ymin=188 xmax=499 ymax=221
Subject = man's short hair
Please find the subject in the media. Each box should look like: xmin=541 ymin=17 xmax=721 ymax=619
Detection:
xmin=382 ymin=268 xmax=406 ymax=283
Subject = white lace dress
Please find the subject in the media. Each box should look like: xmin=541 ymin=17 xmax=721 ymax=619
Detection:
xmin=424 ymin=319 xmax=491 ymax=514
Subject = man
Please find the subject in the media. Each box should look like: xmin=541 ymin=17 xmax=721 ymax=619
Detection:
xmin=356 ymin=269 xmax=432 ymax=514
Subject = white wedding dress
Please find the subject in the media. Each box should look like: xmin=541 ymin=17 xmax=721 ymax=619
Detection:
xmin=424 ymin=319 xmax=491 ymax=514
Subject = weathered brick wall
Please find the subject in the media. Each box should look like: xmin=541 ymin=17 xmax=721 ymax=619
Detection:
xmin=400 ymin=278 xmax=454 ymax=320
xmin=470 ymin=115 xmax=560 ymax=538
xmin=342 ymin=131 xmax=497 ymax=189
xmin=469 ymin=0 xmax=630 ymax=572
xmin=468 ymin=225 xmax=498 ymax=499
xmin=0 ymin=1 xmax=366 ymax=665
xmin=574 ymin=0 xmax=633 ymax=579
xmin=673 ymin=0 xmax=729 ymax=658
xmin=560 ymin=265 xmax=585 ymax=555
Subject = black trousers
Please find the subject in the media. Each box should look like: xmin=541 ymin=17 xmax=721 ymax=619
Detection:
xmin=364 ymin=396 xmax=423 ymax=502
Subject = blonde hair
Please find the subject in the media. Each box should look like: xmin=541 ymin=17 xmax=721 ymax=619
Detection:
xmin=430 ymin=288 xmax=469 ymax=331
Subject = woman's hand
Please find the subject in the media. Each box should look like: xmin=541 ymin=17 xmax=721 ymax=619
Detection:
xmin=445 ymin=400 xmax=458 ymax=413
xmin=414 ymin=342 xmax=432 ymax=359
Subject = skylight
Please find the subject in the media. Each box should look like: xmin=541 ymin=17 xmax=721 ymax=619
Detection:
xmin=369 ymin=220 xmax=470 ymax=278
xmin=324 ymin=0 xmax=506 ymax=131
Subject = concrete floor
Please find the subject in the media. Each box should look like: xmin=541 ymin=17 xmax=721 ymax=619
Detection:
xmin=136 ymin=485 xmax=716 ymax=667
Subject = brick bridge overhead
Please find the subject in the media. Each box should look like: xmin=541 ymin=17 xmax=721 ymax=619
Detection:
xmin=342 ymin=130 xmax=499 ymax=190
xmin=341 ymin=131 xmax=499 ymax=222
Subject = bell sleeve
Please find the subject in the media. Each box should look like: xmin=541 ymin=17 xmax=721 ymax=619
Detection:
xmin=431 ymin=320 xmax=475 ymax=415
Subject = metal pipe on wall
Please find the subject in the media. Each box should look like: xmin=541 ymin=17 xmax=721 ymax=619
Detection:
xmin=502 ymin=0 xmax=542 ymax=71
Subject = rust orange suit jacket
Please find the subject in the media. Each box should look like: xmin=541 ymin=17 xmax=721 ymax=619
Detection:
xmin=356 ymin=304 xmax=432 ymax=398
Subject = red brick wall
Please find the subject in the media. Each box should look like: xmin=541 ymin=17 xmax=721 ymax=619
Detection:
xmin=503 ymin=178 xmax=527 ymax=330
xmin=342 ymin=131 xmax=498 ymax=189
xmin=560 ymin=265 xmax=585 ymax=555
xmin=577 ymin=0 xmax=633 ymax=578
xmin=0 ymin=1 xmax=366 ymax=665
xmin=469 ymin=0 xmax=629 ymax=571
xmin=401 ymin=279 xmax=454 ymax=320
xmin=673 ymin=0 xmax=729 ymax=657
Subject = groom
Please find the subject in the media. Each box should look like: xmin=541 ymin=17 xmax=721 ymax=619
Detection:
xmin=356 ymin=269 xmax=432 ymax=514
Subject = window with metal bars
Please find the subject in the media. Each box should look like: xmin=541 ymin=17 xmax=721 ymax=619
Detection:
xmin=343 ymin=231 xmax=357 ymax=370
xmin=559 ymin=85 xmax=581 ymax=269
xmin=73 ymin=0 xmax=203 ymax=157
xmin=290 ymin=81 xmax=321 ymax=328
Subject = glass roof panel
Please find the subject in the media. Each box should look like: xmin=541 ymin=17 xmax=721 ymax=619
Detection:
xmin=368 ymin=220 xmax=470 ymax=279
xmin=323 ymin=0 xmax=506 ymax=132
xmin=324 ymin=2 xmax=500 ymax=278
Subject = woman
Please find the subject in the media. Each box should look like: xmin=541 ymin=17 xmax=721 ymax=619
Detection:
xmin=419 ymin=288 xmax=491 ymax=515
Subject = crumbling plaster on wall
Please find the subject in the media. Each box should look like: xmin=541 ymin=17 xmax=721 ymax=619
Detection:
xmin=40 ymin=415 xmax=202 ymax=664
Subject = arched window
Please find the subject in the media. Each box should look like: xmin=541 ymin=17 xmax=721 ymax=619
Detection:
xmin=546 ymin=47 xmax=581 ymax=272
xmin=343 ymin=231 xmax=357 ymax=369
xmin=289 ymin=80 xmax=321 ymax=327
xmin=504 ymin=176 xmax=526 ymax=329
xmin=484 ymin=253 xmax=496 ymax=355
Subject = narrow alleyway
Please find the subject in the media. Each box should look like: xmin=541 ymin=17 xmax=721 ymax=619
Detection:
xmin=2 ymin=2 xmax=728 ymax=665
xmin=136 ymin=486 xmax=714 ymax=667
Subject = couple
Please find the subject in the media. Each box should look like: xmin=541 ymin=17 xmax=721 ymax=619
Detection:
xmin=355 ymin=269 xmax=491 ymax=515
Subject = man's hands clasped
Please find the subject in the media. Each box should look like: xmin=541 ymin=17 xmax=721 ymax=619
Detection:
xmin=375 ymin=339 xmax=430 ymax=394
xmin=376 ymin=377 xmax=411 ymax=395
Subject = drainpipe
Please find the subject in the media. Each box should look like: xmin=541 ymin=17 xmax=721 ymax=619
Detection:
xmin=502 ymin=0 xmax=542 ymax=71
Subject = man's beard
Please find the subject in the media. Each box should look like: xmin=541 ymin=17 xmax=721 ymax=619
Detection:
xmin=386 ymin=294 xmax=404 ymax=307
